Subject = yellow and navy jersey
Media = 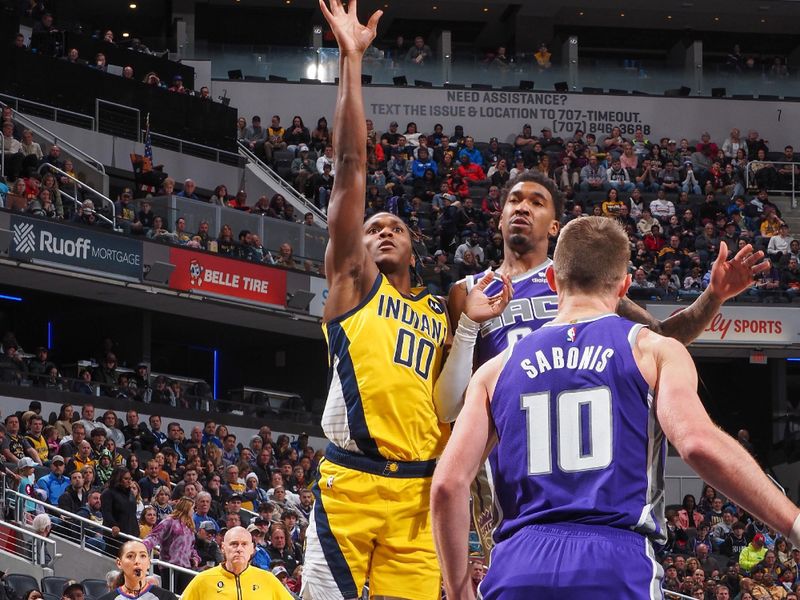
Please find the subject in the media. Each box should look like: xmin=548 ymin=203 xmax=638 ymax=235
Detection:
xmin=25 ymin=434 xmax=48 ymax=463
xmin=321 ymin=274 xmax=449 ymax=462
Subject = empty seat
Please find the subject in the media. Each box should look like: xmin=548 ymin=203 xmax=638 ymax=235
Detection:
xmin=81 ymin=579 xmax=109 ymax=599
xmin=5 ymin=573 xmax=39 ymax=596
xmin=41 ymin=576 xmax=70 ymax=596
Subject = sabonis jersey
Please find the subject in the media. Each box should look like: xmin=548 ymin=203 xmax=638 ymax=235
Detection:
xmin=321 ymin=273 xmax=449 ymax=462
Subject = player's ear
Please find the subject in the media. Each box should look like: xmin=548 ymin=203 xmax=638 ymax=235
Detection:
xmin=618 ymin=273 xmax=632 ymax=298
xmin=548 ymin=220 xmax=561 ymax=238
xmin=546 ymin=266 xmax=558 ymax=292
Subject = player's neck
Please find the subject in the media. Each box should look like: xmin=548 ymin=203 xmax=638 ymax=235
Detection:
xmin=498 ymin=244 xmax=549 ymax=277
xmin=385 ymin=270 xmax=413 ymax=296
xmin=550 ymin=294 xmax=619 ymax=324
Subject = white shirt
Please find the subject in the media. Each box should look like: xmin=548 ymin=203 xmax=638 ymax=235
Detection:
xmin=316 ymin=155 xmax=335 ymax=175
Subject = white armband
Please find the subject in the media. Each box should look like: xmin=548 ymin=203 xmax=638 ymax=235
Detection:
xmin=433 ymin=313 xmax=481 ymax=423
xmin=789 ymin=513 xmax=800 ymax=548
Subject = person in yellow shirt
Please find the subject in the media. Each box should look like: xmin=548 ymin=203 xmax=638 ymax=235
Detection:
xmin=181 ymin=526 xmax=292 ymax=600
xmin=760 ymin=210 xmax=784 ymax=238
xmin=534 ymin=43 xmax=552 ymax=70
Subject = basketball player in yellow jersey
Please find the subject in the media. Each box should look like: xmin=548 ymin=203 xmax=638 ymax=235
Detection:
xmin=301 ymin=2 xmax=510 ymax=599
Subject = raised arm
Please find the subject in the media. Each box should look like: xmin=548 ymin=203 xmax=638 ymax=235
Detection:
xmin=650 ymin=334 xmax=800 ymax=544
xmin=432 ymin=355 xmax=501 ymax=600
xmin=618 ymin=241 xmax=769 ymax=344
xmin=320 ymin=0 xmax=382 ymax=320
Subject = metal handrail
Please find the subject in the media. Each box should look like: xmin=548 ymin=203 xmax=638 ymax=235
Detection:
xmin=237 ymin=141 xmax=328 ymax=225
xmin=2 ymin=481 xmax=194 ymax=582
xmin=147 ymin=130 xmax=243 ymax=165
xmin=0 ymin=517 xmax=58 ymax=568
xmin=38 ymin=163 xmax=116 ymax=229
xmin=96 ymin=99 xmax=141 ymax=142
xmin=766 ymin=472 xmax=786 ymax=496
xmin=0 ymin=93 xmax=96 ymax=129
xmin=1 ymin=101 xmax=106 ymax=175
xmin=745 ymin=159 xmax=798 ymax=208
xmin=152 ymin=558 xmax=198 ymax=591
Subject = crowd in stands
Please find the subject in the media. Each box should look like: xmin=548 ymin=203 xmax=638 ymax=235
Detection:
xmin=1 ymin=391 xmax=800 ymax=599
xmin=237 ymin=115 xmax=800 ymax=301
xmin=0 ymin=396 xmax=312 ymax=596
xmin=659 ymin=485 xmax=800 ymax=599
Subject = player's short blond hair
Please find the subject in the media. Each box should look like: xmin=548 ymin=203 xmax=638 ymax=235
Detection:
xmin=553 ymin=216 xmax=629 ymax=295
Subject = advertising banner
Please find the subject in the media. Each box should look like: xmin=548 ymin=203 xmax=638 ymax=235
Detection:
xmin=9 ymin=215 xmax=143 ymax=279
xmin=645 ymin=304 xmax=800 ymax=346
xmin=169 ymin=248 xmax=287 ymax=307
xmin=215 ymin=80 xmax=800 ymax=152
xmin=308 ymin=275 xmax=329 ymax=318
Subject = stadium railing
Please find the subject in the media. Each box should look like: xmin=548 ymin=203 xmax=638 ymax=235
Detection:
xmin=1 ymin=99 xmax=108 ymax=196
xmin=237 ymin=141 xmax=328 ymax=226
xmin=0 ymin=515 xmax=58 ymax=570
xmin=37 ymin=164 xmax=116 ymax=229
xmin=745 ymin=160 xmax=799 ymax=208
xmin=1 ymin=476 xmax=193 ymax=594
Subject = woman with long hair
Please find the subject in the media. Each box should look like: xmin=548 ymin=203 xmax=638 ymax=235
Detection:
xmin=54 ymin=403 xmax=73 ymax=438
xmin=311 ymin=116 xmax=330 ymax=152
xmin=267 ymin=522 xmax=303 ymax=573
xmin=153 ymin=485 xmax=174 ymax=522
xmin=142 ymin=497 xmax=200 ymax=592
xmin=139 ymin=505 xmax=158 ymax=538
xmin=678 ymin=494 xmax=704 ymax=530
xmin=127 ymin=453 xmax=145 ymax=481
xmin=284 ymin=116 xmax=310 ymax=153
xmin=101 ymin=467 xmax=139 ymax=556
xmin=216 ymin=224 xmax=235 ymax=256
xmin=98 ymin=539 xmax=178 ymax=600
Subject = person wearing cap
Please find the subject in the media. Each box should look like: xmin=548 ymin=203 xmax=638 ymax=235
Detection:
xmin=740 ymin=533 xmax=769 ymax=574
xmin=223 ymin=493 xmax=251 ymax=527
xmin=196 ymin=519 xmax=223 ymax=569
xmin=168 ymin=75 xmax=186 ymax=94
xmin=380 ymin=120 xmax=401 ymax=152
xmin=15 ymin=456 xmax=39 ymax=515
xmin=249 ymin=525 xmax=272 ymax=571
xmin=181 ymin=526 xmax=292 ymax=600
xmin=36 ymin=454 xmax=69 ymax=504
xmin=290 ymin=144 xmax=316 ymax=194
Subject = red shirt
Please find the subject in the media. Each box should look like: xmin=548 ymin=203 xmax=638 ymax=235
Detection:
xmin=457 ymin=163 xmax=487 ymax=182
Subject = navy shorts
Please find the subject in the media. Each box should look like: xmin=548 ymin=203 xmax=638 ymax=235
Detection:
xmin=478 ymin=523 xmax=664 ymax=600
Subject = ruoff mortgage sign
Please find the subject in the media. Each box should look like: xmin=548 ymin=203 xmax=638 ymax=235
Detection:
xmin=10 ymin=215 xmax=143 ymax=279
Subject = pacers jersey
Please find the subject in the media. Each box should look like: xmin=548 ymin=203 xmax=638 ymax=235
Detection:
xmin=466 ymin=260 xmax=558 ymax=367
xmin=489 ymin=314 xmax=666 ymax=546
xmin=321 ymin=273 xmax=449 ymax=462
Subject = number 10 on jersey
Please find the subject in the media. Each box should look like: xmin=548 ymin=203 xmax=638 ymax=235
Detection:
xmin=521 ymin=387 xmax=613 ymax=475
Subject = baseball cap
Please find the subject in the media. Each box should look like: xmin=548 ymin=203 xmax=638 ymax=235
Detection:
xmin=390 ymin=121 xmax=398 ymax=127
xmin=226 ymin=494 xmax=243 ymax=502
xmin=489 ymin=136 xmax=499 ymax=143
xmin=541 ymin=127 xmax=552 ymax=133
xmin=247 ymin=524 xmax=262 ymax=534
xmin=298 ymin=144 xmax=309 ymax=152
xmin=29 ymin=401 xmax=42 ymax=411
xmin=753 ymin=533 xmax=766 ymax=545
xmin=668 ymin=139 xmax=677 ymax=144
xmin=254 ymin=517 xmax=271 ymax=526
xmin=17 ymin=457 xmax=37 ymax=470
xmin=50 ymin=455 xmax=65 ymax=465
xmin=198 ymin=520 xmax=217 ymax=532
xmin=271 ymin=566 xmax=288 ymax=578
xmin=434 ymin=250 xmax=446 ymax=257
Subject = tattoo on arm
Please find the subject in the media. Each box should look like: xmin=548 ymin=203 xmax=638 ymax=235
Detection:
xmin=617 ymin=291 xmax=723 ymax=345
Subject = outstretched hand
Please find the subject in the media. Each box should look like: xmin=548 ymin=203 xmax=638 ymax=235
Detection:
xmin=319 ymin=0 xmax=382 ymax=56
xmin=464 ymin=270 xmax=513 ymax=324
xmin=708 ymin=241 xmax=771 ymax=301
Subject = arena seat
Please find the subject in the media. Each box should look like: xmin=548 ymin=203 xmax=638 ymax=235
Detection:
xmin=81 ymin=578 xmax=109 ymax=599
xmin=41 ymin=576 xmax=70 ymax=596
xmin=5 ymin=574 xmax=39 ymax=596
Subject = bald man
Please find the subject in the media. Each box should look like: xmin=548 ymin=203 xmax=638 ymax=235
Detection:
xmin=181 ymin=526 xmax=292 ymax=600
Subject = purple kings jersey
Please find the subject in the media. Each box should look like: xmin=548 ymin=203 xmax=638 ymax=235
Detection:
xmin=466 ymin=260 xmax=558 ymax=367
xmin=489 ymin=314 xmax=667 ymax=547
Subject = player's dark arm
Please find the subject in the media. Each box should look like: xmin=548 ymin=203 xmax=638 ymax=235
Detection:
xmin=617 ymin=241 xmax=769 ymax=344
xmin=320 ymin=0 xmax=382 ymax=320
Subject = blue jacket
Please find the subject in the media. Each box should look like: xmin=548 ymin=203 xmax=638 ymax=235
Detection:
xmin=36 ymin=473 xmax=70 ymax=505
xmin=252 ymin=545 xmax=272 ymax=571
xmin=411 ymin=160 xmax=437 ymax=179
xmin=458 ymin=147 xmax=483 ymax=166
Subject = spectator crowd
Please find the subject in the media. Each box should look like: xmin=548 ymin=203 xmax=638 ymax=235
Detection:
xmin=0 ymin=396 xmax=313 ymax=596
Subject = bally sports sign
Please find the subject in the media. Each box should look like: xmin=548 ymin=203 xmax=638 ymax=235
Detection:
xmin=645 ymin=304 xmax=800 ymax=346
xmin=10 ymin=215 xmax=143 ymax=279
